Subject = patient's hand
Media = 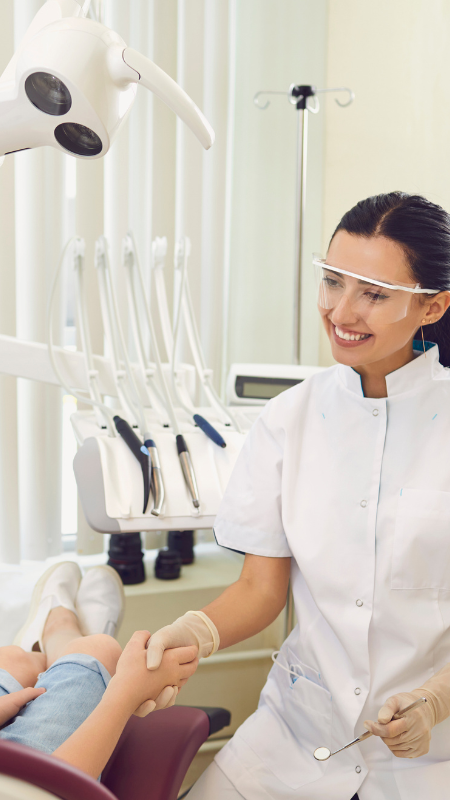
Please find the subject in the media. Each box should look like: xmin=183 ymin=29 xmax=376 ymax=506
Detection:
xmin=104 ymin=631 xmax=198 ymax=717
xmin=0 ymin=687 xmax=46 ymax=726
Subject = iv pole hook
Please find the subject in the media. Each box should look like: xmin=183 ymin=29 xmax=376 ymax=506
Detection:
xmin=253 ymin=85 xmax=355 ymax=111
xmin=253 ymin=90 xmax=291 ymax=110
xmin=315 ymin=86 xmax=355 ymax=107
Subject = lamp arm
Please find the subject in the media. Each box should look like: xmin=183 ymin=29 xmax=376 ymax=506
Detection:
xmin=0 ymin=0 xmax=89 ymax=85
xmin=122 ymin=47 xmax=214 ymax=151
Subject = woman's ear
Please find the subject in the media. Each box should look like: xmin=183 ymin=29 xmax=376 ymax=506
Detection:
xmin=424 ymin=291 xmax=450 ymax=323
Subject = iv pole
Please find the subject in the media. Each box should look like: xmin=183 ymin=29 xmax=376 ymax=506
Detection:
xmin=254 ymin=84 xmax=355 ymax=364
xmin=253 ymin=83 xmax=355 ymax=637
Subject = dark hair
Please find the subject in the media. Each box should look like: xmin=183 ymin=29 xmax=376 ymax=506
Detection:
xmin=330 ymin=191 xmax=450 ymax=367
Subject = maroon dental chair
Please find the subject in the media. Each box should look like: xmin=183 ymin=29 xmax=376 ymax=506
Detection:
xmin=0 ymin=705 xmax=230 ymax=800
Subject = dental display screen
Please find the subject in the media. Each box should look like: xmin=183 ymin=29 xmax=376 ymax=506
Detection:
xmin=235 ymin=376 xmax=303 ymax=400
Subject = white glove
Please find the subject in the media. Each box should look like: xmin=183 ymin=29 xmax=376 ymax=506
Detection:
xmin=146 ymin=611 xmax=220 ymax=670
xmin=364 ymin=664 xmax=450 ymax=758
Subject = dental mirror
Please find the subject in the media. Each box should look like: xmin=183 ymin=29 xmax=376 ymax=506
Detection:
xmin=313 ymin=696 xmax=427 ymax=761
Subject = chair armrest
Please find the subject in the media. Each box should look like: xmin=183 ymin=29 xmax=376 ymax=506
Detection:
xmin=185 ymin=706 xmax=231 ymax=736
xmin=101 ymin=706 xmax=223 ymax=800
xmin=0 ymin=739 xmax=116 ymax=800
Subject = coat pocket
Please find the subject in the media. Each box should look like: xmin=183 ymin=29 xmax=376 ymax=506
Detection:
xmin=392 ymin=489 xmax=450 ymax=590
xmin=238 ymin=648 xmax=332 ymax=790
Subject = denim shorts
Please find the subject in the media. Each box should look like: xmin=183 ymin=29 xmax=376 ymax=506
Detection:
xmin=0 ymin=653 xmax=111 ymax=755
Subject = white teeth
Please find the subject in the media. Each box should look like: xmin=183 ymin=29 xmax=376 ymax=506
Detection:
xmin=335 ymin=326 xmax=370 ymax=342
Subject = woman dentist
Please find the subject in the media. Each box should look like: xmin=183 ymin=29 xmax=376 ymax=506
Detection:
xmin=147 ymin=192 xmax=450 ymax=800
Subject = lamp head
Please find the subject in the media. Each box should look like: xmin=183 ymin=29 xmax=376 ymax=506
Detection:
xmin=0 ymin=1 xmax=214 ymax=159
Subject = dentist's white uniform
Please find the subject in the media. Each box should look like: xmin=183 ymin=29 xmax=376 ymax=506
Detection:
xmin=196 ymin=345 xmax=450 ymax=800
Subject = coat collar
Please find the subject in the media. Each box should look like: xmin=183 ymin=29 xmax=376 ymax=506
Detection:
xmin=338 ymin=342 xmax=443 ymax=398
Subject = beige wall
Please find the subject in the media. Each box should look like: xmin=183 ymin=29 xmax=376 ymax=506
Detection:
xmin=320 ymin=0 xmax=450 ymax=365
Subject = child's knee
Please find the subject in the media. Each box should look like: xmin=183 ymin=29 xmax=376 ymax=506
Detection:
xmin=0 ymin=645 xmax=27 ymax=668
xmin=86 ymin=634 xmax=122 ymax=675
xmin=0 ymin=646 xmax=44 ymax=686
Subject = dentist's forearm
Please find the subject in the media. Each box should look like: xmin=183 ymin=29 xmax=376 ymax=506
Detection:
xmin=201 ymin=554 xmax=291 ymax=650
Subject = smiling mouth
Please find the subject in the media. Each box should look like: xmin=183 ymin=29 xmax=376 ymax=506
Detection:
xmin=334 ymin=325 xmax=372 ymax=342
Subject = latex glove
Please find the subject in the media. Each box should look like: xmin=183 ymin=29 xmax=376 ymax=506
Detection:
xmin=364 ymin=664 xmax=450 ymax=758
xmin=146 ymin=611 xmax=220 ymax=670
xmin=134 ymin=687 xmax=178 ymax=717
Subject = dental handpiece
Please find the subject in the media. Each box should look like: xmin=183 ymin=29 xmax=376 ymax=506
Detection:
xmin=113 ymin=416 xmax=151 ymax=514
xmin=313 ymin=697 xmax=428 ymax=761
xmin=176 ymin=434 xmax=200 ymax=509
xmin=143 ymin=435 xmax=164 ymax=517
xmin=193 ymin=414 xmax=226 ymax=448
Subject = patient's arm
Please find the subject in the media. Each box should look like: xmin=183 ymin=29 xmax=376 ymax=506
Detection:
xmin=0 ymin=687 xmax=46 ymax=726
xmin=52 ymin=631 xmax=198 ymax=779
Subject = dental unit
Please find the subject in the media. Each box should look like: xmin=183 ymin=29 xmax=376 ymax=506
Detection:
xmin=0 ymin=0 xmax=255 ymax=534
xmin=121 ymin=234 xmax=201 ymax=511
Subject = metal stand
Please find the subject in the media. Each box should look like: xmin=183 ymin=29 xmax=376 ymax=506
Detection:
xmin=292 ymin=85 xmax=315 ymax=364
xmin=253 ymin=82 xmax=354 ymax=636
xmin=254 ymin=83 xmax=354 ymax=367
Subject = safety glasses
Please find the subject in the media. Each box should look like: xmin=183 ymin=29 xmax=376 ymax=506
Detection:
xmin=313 ymin=256 xmax=439 ymax=324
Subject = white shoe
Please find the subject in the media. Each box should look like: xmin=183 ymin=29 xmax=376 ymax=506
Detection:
xmin=13 ymin=561 xmax=82 ymax=653
xmin=75 ymin=565 xmax=125 ymax=638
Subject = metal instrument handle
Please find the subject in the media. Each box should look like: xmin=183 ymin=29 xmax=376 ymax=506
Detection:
xmin=330 ymin=697 xmax=428 ymax=757
xmin=392 ymin=697 xmax=427 ymax=719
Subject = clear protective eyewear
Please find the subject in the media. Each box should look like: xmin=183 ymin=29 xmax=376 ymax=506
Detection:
xmin=313 ymin=256 xmax=439 ymax=324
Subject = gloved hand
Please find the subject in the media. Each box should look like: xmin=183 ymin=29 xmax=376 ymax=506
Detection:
xmin=364 ymin=664 xmax=450 ymax=758
xmin=146 ymin=610 xmax=220 ymax=670
xmin=134 ymin=686 xmax=179 ymax=717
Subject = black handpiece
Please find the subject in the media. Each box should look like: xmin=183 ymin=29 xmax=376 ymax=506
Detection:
xmin=176 ymin=434 xmax=200 ymax=508
xmin=113 ymin=416 xmax=151 ymax=513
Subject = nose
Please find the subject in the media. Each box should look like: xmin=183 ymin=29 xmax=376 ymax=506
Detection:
xmin=329 ymin=293 xmax=360 ymax=326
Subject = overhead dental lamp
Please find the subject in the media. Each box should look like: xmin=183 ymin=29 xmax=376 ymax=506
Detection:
xmin=0 ymin=0 xmax=214 ymax=159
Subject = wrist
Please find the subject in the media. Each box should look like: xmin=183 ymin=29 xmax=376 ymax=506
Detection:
xmin=103 ymin=677 xmax=141 ymax=717
xmin=411 ymin=688 xmax=438 ymax=727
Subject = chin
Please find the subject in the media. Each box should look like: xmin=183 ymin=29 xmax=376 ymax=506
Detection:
xmin=330 ymin=344 xmax=366 ymax=366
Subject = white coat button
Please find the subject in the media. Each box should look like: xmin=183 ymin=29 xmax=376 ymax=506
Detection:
xmin=356 ymin=599 xmax=363 ymax=607
xmin=372 ymin=409 xmax=379 ymax=416
xmin=354 ymin=687 xmax=361 ymax=695
xmin=355 ymin=765 xmax=362 ymax=774
xmin=360 ymin=499 xmax=367 ymax=508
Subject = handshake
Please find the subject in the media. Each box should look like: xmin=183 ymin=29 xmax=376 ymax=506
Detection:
xmin=107 ymin=611 xmax=220 ymax=717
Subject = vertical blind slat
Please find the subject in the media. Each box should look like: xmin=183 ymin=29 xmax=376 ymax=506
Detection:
xmin=15 ymin=146 xmax=65 ymax=561
xmin=0 ymin=0 xmax=19 ymax=564
xmin=75 ymin=159 xmax=106 ymax=556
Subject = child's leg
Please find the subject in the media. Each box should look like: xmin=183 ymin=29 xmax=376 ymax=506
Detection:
xmin=0 ymin=647 xmax=46 ymax=689
xmin=0 ymin=565 xmax=124 ymax=756
xmin=43 ymin=607 xmax=121 ymax=675
xmin=0 ymin=630 xmax=121 ymax=754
